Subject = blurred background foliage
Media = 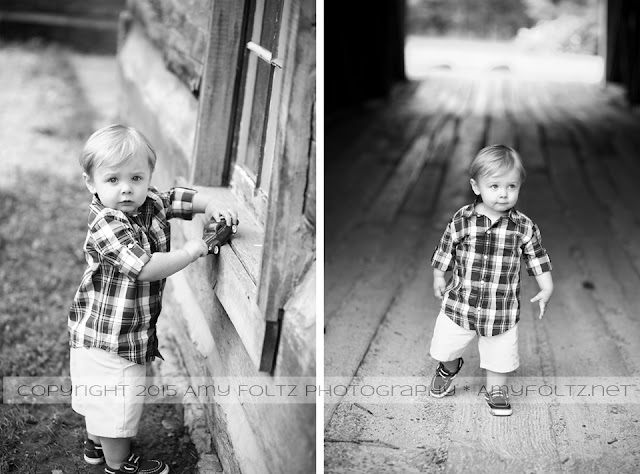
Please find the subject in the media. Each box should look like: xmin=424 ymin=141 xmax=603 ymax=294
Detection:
xmin=406 ymin=0 xmax=599 ymax=54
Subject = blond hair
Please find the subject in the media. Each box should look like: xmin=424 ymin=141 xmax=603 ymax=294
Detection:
xmin=470 ymin=145 xmax=526 ymax=183
xmin=79 ymin=124 xmax=156 ymax=177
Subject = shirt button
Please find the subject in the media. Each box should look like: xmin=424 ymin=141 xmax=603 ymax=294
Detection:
xmin=487 ymin=230 xmax=491 ymax=234
xmin=484 ymin=255 xmax=488 ymax=260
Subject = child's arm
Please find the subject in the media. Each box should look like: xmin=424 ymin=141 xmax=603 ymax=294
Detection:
xmin=531 ymin=272 xmax=554 ymax=319
xmin=137 ymin=239 xmax=208 ymax=281
xmin=433 ymin=268 xmax=447 ymax=299
xmin=522 ymin=223 xmax=553 ymax=319
xmin=432 ymin=218 xmax=456 ymax=301
xmin=192 ymin=193 xmax=239 ymax=224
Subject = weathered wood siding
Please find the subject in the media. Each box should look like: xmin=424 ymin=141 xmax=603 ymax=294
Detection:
xmin=127 ymin=0 xmax=210 ymax=95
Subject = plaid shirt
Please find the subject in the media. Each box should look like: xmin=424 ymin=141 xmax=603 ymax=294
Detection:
xmin=431 ymin=201 xmax=552 ymax=336
xmin=68 ymin=186 xmax=196 ymax=364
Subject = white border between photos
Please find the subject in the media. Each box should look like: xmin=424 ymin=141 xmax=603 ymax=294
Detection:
xmin=316 ymin=0 xmax=325 ymax=472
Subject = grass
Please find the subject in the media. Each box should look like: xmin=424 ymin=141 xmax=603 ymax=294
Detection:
xmin=0 ymin=171 xmax=87 ymax=378
xmin=0 ymin=170 xmax=103 ymax=472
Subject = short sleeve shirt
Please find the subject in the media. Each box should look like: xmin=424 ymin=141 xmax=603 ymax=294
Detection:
xmin=431 ymin=201 xmax=552 ymax=336
xmin=68 ymin=186 xmax=197 ymax=364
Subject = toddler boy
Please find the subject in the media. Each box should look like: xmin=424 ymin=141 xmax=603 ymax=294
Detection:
xmin=68 ymin=125 xmax=238 ymax=472
xmin=429 ymin=145 xmax=553 ymax=416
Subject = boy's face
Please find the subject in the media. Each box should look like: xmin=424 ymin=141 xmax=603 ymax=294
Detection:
xmin=84 ymin=152 xmax=152 ymax=213
xmin=470 ymin=168 xmax=522 ymax=216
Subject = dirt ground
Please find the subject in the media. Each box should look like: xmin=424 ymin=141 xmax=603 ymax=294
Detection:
xmin=0 ymin=40 xmax=198 ymax=473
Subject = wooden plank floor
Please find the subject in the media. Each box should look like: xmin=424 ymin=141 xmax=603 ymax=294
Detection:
xmin=324 ymin=74 xmax=640 ymax=473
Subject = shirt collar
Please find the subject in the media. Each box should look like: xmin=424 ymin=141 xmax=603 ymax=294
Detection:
xmin=90 ymin=193 xmax=103 ymax=208
xmin=462 ymin=197 xmax=523 ymax=224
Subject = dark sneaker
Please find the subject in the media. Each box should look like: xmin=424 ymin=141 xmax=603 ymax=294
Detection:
xmin=84 ymin=439 xmax=104 ymax=465
xmin=485 ymin=389 xmax=513 ymax=416
xmin=430 ymin=358 xmax=464 ymax=398
xmin=104 ymin=454 xmax=169 ymax=474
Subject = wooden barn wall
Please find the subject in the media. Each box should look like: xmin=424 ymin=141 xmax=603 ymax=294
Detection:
xmin=127 ymin=0 xmax=210 ymax=96
xmin=0 ymin=0 xmax=125 ymax=53
xmin=325 ymin=0 xmax=406 ymax=116
xmin=606 ymin=0 xmax=640 ymax=104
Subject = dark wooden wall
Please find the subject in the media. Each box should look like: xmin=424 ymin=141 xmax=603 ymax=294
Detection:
xmin=606 ymin=0 xmax=640 ymax=104
xmin=325 ymin=0 xmax=406 ymax=117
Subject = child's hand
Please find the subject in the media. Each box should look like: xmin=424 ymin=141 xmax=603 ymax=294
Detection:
xmin=531 ymin=289 xmax=552 ymax=319
xmin=183 ymin=239 xmax=209 ymax=262
xmin=433 ymin=276 xmax=447 ymax=300
xmin=205 ymin=201 xmax=238 ymax=225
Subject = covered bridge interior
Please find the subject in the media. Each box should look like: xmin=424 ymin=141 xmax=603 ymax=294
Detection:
xmin=324 ymin=0 xmax=640 ymax=472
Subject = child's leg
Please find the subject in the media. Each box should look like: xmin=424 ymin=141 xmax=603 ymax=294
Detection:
xmin=429 ymin=312 xmax=474 ymax=397
xmin=484 ymin=369 xmax=513 ymax=416
xmin=429 ymin=311 xmax=475 ymax=367
xmin=478 ymin=325 xmax=519 ymax=415
xmin=441 ymin=359 xmax=463 ymax=373
xmin=478 ymin=324 xmax=519 ymax=385
xmin=70 ymin=348 xmax=147 ymax=463
xmin=87 ymin=431 xmax=100 ymax=444
xmin=486 ymin=369 xmax=509 ymax=393
xmin=83 ymin=425 xmax=105 ymax=465
xmin=100 ymin=437 xmax=131 ymax=469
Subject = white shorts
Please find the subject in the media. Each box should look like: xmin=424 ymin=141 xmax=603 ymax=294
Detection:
xmin=429 ymin=311 xmax=519 ymax=373
xmin=70 ymin=347 xmax=147 ymax=438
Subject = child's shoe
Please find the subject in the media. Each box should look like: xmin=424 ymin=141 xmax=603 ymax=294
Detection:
xmin=104 ymin=454 xmax=169 ymax=474
xmin=429 ymin=358 xmax=464 ymax=398
xmin=84 ymin=439 xmax=105 ymax=465
xmin=485 ymin=389 xmax=513 ymax=416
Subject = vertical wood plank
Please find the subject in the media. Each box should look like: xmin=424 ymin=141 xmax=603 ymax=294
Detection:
xmin=245 ymin=0 xmax=283 ymax=181
xmin=190 ymin=1 xmax=248 ymax=186
xmin=258 ymin=0 xmax=315 ymax=371
xmin=304 ymin=97 xmax=316 ymax=227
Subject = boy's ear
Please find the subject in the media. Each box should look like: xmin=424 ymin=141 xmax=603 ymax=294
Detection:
xmin=83 ymin=173 xmax=97 ymax=195
xmin=470 ymin=178 xmax=480 ymax=195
